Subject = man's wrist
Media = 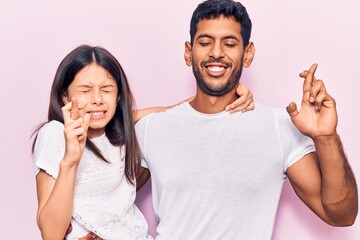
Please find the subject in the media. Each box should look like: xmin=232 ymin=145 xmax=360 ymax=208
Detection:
xmin=313 ymin=134 xmax=340 ymax=146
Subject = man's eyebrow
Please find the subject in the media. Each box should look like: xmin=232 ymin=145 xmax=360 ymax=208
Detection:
xmin=196 ymin=34 xmax=213 ymax=40
xmin=223 ymin=35 xmax=241 ymax=42
xmin=196 ymin=34 xmax=240 ymax=42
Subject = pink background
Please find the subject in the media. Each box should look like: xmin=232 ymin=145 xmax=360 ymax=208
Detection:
xmin=1 ymin=0 xmax=359 ymax=239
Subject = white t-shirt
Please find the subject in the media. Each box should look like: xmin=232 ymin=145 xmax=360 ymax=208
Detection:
xmin=135 ymin=102 xmax=315 ymax=240
xmin=34 ymin=120 xmax=152 ymax=240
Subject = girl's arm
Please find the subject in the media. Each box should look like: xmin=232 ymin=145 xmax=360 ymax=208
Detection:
xmin=36 ymin=164 xmax=78 ymax=239
xmin=36 ymin=99 xmax=90 ymax=239
xmin=133 ymin=82 xmax=254 ymax=123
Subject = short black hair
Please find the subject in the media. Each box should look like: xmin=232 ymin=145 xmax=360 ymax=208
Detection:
xmin=190 ymin=0 xmax=252 ymax=48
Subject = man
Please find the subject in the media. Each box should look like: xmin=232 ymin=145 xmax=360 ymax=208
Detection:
xmin=134 ymin=0 xmax=358 ymax=239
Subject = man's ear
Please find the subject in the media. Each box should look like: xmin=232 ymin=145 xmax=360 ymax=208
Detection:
xmin=243 ymin=42 xmax=255 ymax=68
xmin=184 ymin=41 xmax=192 ymax=66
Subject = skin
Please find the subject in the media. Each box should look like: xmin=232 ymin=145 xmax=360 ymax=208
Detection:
xmin=286 ymin=64 xmax=358 ymax=225
xmin=80 ymin=13 xmax=358 ymax=240
xmin=184 ymin=16 xmax=255 ymax=114
xmin=36 ymin=62 xmax=255 ymax=239
xmin=36 ymin=63 xmax=116 ymax=239
xmin=186 ymin=15 xmax=357 ymax=226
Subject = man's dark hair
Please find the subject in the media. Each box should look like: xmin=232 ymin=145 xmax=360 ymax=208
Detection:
xmin=190 ymin=0 xmax=252 ymax=48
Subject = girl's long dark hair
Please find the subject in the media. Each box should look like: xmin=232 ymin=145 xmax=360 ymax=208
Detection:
xmin=32 ymin=45 xmax=140 ymax=185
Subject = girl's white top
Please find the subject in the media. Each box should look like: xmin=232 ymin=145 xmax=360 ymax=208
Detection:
xmin=34 ymin=120 xmax=152 ymax=240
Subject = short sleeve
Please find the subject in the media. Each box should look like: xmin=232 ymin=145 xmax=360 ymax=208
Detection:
xmin=135 ymin=115 xmax=152 ymax=169
xmin=33 ymin=120 xmax=65 ymax=179
xmin=274 ymin=109 xmax=316 ymax=173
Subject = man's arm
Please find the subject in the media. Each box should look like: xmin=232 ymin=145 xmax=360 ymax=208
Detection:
xmin=286 ymin=64 xmax=358 ymax=226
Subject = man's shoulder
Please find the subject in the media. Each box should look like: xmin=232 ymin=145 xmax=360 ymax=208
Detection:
xmin=253 ymin=102 xmax=279 ymax=111
xmin=135 ymin=103 xmax=189 ymax=132
xmin=242 ymin=103 xmax=292 ymax=126
xmin=250 ymin=102 xmax=283 ymax=115
xmin=140 ymin=103 xmax=188 ymax=121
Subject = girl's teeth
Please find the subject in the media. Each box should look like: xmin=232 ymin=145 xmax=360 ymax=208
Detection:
xmin=90 ymin=112 xmax=103 ymax=116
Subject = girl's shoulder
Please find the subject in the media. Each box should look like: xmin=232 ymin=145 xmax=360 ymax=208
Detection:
xmin=40 ymin=120 xmax=64 ymax=131
xmin=33 ymin=121 xmax=65 ymax=179
xmin=35 ymin=120 xmax=65 ymax=151
xmin=37 ymin=120 xmax=64 ymax=138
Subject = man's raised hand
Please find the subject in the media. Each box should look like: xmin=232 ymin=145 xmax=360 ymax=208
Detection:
xmin=286 ymin=64 xmax=338 ymax=139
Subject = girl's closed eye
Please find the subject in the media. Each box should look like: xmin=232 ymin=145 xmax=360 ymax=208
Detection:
xmin=101 ymin=85 xmax=115 ymax=94
xmin=77 ymin=85 xmax=92 ymax=94
xmin=101 ymin=88 xmax=112 ymax=94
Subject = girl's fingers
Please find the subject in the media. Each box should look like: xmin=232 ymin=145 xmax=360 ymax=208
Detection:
xmin=83 ymin=113 xmax=90 ymax=129
xmin=62 ymin=101 xmax=73 ymax=123
xmin=226 ymin=93 xmax=253 ymax=111
xmin=236 ymin=82 xmax=247 ymax=96
xmin=70 ymin=97 xmax=84 ymax=120
xmin=245 ymin=100 xmax=255 ymax=111
xmin=64 ymin=117 xmax=88 ymax=140
xmin=239 ymin=98 xmax=255 ymax=112
xmin=78 ymin=114 xmax=90 ymax=141
xmin=227 ymin=97 xmax=254 ymax=113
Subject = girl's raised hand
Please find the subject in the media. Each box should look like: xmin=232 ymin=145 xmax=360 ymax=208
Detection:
xmin=225 ymin=82 xmax=255 ymax=113
xmin=62 ymin=97 xmax=90 ymax=166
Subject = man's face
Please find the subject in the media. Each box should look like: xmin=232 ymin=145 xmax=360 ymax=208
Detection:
xmin=186 ymin=16 xmax=247 ymax=96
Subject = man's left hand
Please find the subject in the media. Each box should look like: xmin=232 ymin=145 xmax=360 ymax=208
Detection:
xmin=286 ymin=63 xmax=338 ymax=139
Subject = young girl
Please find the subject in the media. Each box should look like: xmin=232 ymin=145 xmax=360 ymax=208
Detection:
xmin=33 ymin=45 xmax=254 ymax=239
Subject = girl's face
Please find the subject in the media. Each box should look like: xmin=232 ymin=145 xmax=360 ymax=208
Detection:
xmin=64 ymin=63 xmax=119 ymax=138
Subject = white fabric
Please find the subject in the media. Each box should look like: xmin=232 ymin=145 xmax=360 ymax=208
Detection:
xmin=135 ymin=102 xmax=315 ymax=240
xmin=34 ymin=120 xmax=152 ymax=240
xmin=66 ymin=220 xmax=90 ymax=239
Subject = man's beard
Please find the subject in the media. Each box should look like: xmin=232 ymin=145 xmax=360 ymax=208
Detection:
xmin=192 ymin=59 xmax=243 ymax=96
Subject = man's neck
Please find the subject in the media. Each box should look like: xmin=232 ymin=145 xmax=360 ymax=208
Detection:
xmin=189 ymin=89 xmax=238 ymax=114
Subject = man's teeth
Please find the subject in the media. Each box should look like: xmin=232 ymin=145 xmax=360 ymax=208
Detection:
xmin=208 ymin=66 xmax=225 ymax=72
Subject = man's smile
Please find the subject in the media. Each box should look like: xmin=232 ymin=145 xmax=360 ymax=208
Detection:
xmin=203 ymin=61 xmax=231 ymax=77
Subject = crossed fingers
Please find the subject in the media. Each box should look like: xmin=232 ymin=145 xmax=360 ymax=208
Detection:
xmin=62 ymin=97 xmax=90 ymax=141
xmin=300 ymin=63 xmax=328 ymax=111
